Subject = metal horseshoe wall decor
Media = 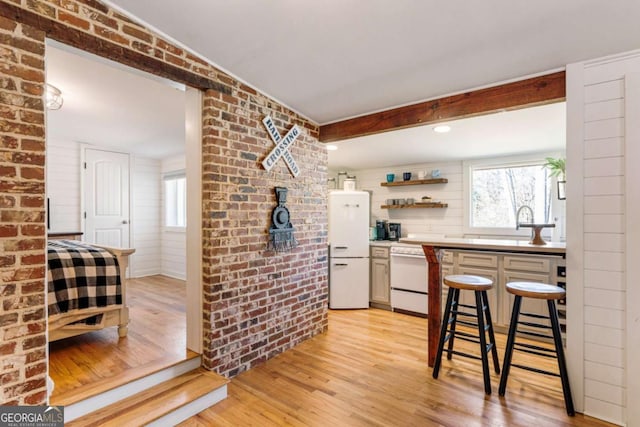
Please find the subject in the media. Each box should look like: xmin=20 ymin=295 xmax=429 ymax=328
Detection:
xmin=267 ymin=187 xmax=298 ymax=252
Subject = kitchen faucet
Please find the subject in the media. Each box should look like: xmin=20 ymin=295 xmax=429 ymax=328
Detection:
xmin=515 ymin=205 xmax=534 ymax=230
xmin=515 ymin=204 xmax=555 ymax=245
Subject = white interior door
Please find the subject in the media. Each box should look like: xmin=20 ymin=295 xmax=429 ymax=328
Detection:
xmin=84 ymin=148 xmax=130 ymax=247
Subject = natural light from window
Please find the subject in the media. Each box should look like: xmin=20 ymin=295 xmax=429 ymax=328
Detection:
xmin=164 ymin=174 xmax=186 ymax=228
xmin=464 ymin=156 xmax=557 ymax=236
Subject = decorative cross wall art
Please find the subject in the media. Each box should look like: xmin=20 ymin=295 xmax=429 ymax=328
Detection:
xmin=261 ymin=116 xmax=301 ymax=177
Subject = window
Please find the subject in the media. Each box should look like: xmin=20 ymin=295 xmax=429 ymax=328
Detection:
xmin=464 ymin=155 xmax=558 ymax=236
xmin=164 ymin=172 xmax=186 ymax=229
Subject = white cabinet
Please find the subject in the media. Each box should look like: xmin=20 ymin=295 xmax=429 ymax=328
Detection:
xmin=501 ymin=255 xmax=560 ymax=332
xmin=370 ymin=246 xmax=390 ymax=309
xmin=439 ymin=250 xmax=564 ymax=336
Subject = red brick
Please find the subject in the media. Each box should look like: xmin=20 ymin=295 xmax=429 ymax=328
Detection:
xmin=24 ymin=390 xmax=46 ymax=405
xmin=0 ymin=225 xmax=18 ymax=237
xmin=0 ymin=165 xmax=16 ymax=177
xmin=122 ymin=24 xmax=153 ymax=43
xmin=20 ymin=166 xmax=44 ymax=180
xmin=94 ymin=25 xmax=130 ymax=45
xmin=1 ymin=370 xmax=20 ymax=385
xmin=0 ymin=34 xmax=44 ymax=56
xmin=21 ymin=335 xmax=46 ymax=351
xmin=20 ymin=254 xmax=44 ymax=265
xmin=58 ymin=10 xmax=91 ymax=30
xmin=25 ymin=0 xmax=56 ymax=18
xmin=19 ymin=109 xmax=44 ymax=124
xmin=80 ymin=6 xmax=118 ymax=29
xmin=0 ymin=341 xmax=17 ymax=355
xmin=0 ymin=16 xmax=18 ymax=32
xmin=0 ymin=135 xmax=19 ymax=149
xmin=20 ymin=196 xmax=44 ymax=208
xmin=20 ymin=139 xmax=45 ymax=152
xmin=20 ymin=224 xmax=45 ymax=236
xmin=0 ymin=254 xmax=16 ymax=267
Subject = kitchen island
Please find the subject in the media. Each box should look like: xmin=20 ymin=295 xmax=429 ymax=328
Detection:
xmin=398 ymin=236 xmax=566 ymax=367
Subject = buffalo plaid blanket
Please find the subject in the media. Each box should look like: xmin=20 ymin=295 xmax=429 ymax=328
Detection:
xmin=47 ymin=240 xmax=122 ymax=319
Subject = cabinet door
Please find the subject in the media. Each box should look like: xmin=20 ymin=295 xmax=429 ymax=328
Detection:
xmin=370 ymin=258 xmax=390 ymax=304
xmin=455 ymin=266 xmax=500 ymax=326
xmin=458 ymin=252 xmax=498 ymax=269
xmin=503 ymin=255 xmax=551 ymax=273
xmin=371 ymin=246 xmax=389 ymax=258
xmin=502 ymin=270 xmax=551 ymax=328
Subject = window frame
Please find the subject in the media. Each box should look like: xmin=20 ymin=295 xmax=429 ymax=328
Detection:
xmin=462 ymin=153 xmax=563 ymax=238
xmin=163 ymin=170 xmax=187 ymax=232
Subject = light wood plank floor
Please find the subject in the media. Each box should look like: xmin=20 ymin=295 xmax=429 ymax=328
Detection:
xmin=181 ymin=308 xmax=614 ymax=427
xmin=49 ymin=275 xmax=192 ymax=405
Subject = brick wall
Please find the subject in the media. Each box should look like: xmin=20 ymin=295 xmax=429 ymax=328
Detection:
xmin=0 ymin=0 xmax=328 ymax=403
xmin=201 ymin=90 xmax=328 ymax=376
xmin=0 ymin=14 xmax=47 ymax=404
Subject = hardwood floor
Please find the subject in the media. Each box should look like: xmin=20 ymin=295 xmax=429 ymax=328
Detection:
xmin=48 ymin=275 xmax=193 ymax=405
xmin=181 ymin=308 xmax=614 ymax=427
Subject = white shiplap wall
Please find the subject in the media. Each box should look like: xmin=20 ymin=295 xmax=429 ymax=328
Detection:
xmin=567 ymin=50 xmax=640 ymax=426
xmin=130 ymin=156 xmax=161 ymax=277
xmin=336 ymin=161 xmax=464 ymax=236
xmin=161 ymin=155 xmax=186 ymax=280
xmin=46 ymin=140 xmax=81 ymax=232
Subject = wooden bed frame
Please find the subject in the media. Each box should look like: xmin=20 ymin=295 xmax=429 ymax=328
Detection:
xmin=47 ymin=243 xmax=135 ymax=342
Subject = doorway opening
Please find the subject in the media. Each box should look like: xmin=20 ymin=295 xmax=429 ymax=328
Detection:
xmin=44 ymin=39 xmax=202 ymax=404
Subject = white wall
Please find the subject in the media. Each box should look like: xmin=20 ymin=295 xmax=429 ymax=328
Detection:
xmin=46 ymin=141 xmax=164 ymax=277
xmin=130 ymin=156 xmax=162 ymax=277
xmin=566 ymin=50 xmax=640 ymax=426
xmin=46 ymin=140 xmax=81 ymax=232
xmin=335 ymin=161 xmax=464 ymax=237
xmin=339 ymin=157 xmax=565 ymax=239
xmin=161 ymin=155 xmax=187 ymax=280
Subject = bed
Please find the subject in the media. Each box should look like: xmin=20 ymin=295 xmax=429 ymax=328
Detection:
xmin=47 ymin=239 xmax=135 ymax=342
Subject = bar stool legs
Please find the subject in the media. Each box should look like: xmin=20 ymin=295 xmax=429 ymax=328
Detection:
xmin=548 ymin=299 xmax=575 ymax=416
xmin=499 ymin=292 xmax=575 ymax=416
xmin=433 ymin=278 xmax=499 ymax=395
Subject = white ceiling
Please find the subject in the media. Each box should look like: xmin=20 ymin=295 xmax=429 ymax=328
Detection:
xmin=45 ymin=42 xmax=186 ymax=160
xmin=105 ymin=0 xmax=640 ymax=124
xmin=327 ymin=102 xmax=566 ymax=170
xmin=46 ymin=1 xmax=636 ymax=164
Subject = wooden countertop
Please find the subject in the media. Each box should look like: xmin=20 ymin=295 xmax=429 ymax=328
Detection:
xmin=398 ymin=237 xmax=566 ymax=255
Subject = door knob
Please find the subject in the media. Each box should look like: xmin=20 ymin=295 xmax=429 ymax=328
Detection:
xmin=122 ymin=220 xmax=129 ymax=224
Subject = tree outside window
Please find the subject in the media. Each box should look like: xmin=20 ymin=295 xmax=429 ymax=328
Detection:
xmin=466 ymin=158 xmax=555 ymax=235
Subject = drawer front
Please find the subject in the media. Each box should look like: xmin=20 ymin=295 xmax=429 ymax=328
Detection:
xmin=457 ymin=252 xmax=498 ymax=268
xmin=504 ymin=255 xmax=551 ymax=273
xmin=441 ymin=250 xmax=453 ymax=264
xmin=370 ymin=246 xmax=390 ymax=258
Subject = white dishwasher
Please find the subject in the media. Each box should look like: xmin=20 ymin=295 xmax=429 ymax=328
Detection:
xmin=390 ymin=234 xmax=444 ymax=316
xmin=390 ymin=244 xmax=428 ymax=315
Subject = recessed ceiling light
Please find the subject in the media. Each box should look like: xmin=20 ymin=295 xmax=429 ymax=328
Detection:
xmin=326 ymin=144 xmax=338 ymax=151
xmin=433 ymin=125 xmax=451 ymax=133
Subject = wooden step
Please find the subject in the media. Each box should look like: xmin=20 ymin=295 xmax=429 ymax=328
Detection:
xmin=62 ymin=354 xmax=202 ymax=421
xmin=53 ymin=351 xmax=201 ymax=407
xmin=66 ymin=368 xmax=229 ymax=427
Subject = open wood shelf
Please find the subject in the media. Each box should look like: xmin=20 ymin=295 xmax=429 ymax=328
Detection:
xmin=380 ymin=178 xmax=448 ymax=186
xmin=381 ymin=203 xmax=448 ymax=209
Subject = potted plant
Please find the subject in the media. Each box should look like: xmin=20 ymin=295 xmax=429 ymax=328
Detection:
xmin=543 ymin=157 xmax=566 ymax=200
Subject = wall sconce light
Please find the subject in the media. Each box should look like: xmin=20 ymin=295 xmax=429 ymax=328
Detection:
xmin=45 ymin=83 xmax=63 ymax=110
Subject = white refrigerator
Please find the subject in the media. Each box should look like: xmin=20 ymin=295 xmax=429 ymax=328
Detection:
xmin=328 ymin=190 xmax=370 ymax=309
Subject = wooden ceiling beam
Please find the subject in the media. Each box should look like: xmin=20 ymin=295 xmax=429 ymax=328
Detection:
xmin=319 ymin=71 xmax=566 ymax=142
